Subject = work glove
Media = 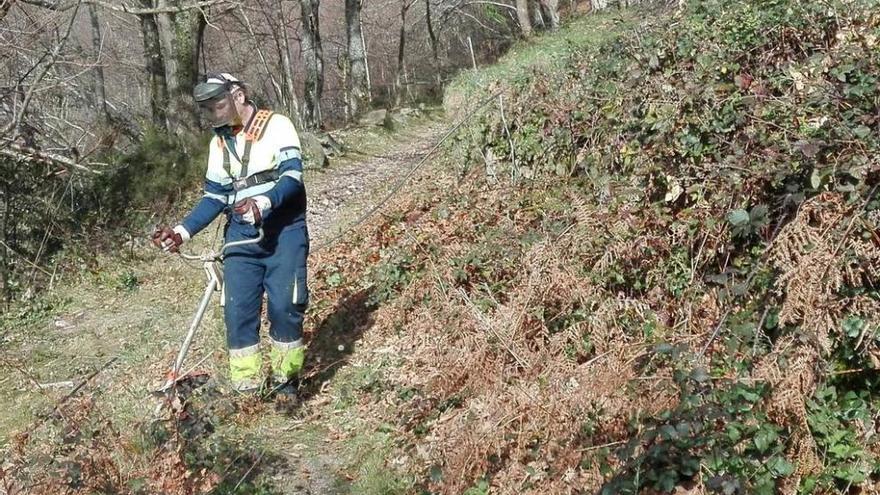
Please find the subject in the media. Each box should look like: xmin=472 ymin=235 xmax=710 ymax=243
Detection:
xmin=151 ymin=225 xmax=189 ymax=253
xmin=233 ymin=196 xmax=270 ymax=225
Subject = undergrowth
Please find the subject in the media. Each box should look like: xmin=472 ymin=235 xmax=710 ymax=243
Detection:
xmin=3 ymin=1 xmax=880 ymax=493
xmin=307 ymin=0 xmax=880 ymax=493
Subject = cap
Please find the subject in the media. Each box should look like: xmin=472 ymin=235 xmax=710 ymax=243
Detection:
xmin=193 ymin=72 xmax=241 ymax=102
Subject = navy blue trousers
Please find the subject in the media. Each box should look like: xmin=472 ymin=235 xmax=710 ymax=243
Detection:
xmin=223 ymin=223 xmax=309 ymax=352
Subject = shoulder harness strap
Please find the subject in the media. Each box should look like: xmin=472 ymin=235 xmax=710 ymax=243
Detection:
xmin=220 ymin=110 xmax=274 ymax=180
xmin=240 ymin=109 xmax=274 ymax=178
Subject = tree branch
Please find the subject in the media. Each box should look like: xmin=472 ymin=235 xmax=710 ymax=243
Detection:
xmin=1 ymin=0 xmax=82 ymax=138
xmin=457 ymin=0 xmax=516 ymax=11
xmin=0 ymin=141 xmax=103 ymax=174
xmin=18 ymin=0 xmax=236 ymax=15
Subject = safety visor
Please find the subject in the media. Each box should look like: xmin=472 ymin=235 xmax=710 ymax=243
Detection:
xmin=195 ymin=73 xmax=242 ymax=127
xmin=198 ymin=92 xmax=237 ymax=128
xmin=193 ymin=81 xmax=229 ymax=103
xmin=193 ymin=72 xmax=240 ymax=102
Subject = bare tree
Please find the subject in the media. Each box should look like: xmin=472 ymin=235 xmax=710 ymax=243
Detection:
xmin=155 ymin=0 xmax=204 ymax=129
xmin=425 ymin=0 xmax=441 ymax=88
xmin=87 ymin=3 xmax=110 ymax=127
xmin=515 ymin=0 xmax=531 ymax=38
xmin=394 ymin=0 xmax=417 ymax=106
xmin=238 ymin=6 xmax=286 ymax=108
xmin=255 ymin=0 xmax=301 ymax=124
xmin=529 ymin=0 xmax=544 ymax=29
xmin=300 ymin=0 xmax=323 ymax=129
xmin=538 ymin=0 xmax=558 ymax=30
xmin=345 ymin=0 xmax=369 ymax=118
xmin=0 ymin=0 xmax=13 ymax=21
xmin=139 ymin=0 xmax=169 ymax=130
xmin=277 ymin=1 xmax=301 ymax=124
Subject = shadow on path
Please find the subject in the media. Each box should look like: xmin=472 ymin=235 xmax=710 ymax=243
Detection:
xmin=299 ymin=288 xmax=378 ymax=402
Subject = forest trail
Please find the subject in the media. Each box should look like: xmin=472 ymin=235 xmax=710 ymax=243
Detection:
xmin=0 ymin=113 xmax=449 ymax=494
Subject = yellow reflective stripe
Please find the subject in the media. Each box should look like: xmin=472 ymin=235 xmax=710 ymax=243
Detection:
xmin=229 ymin=349 xmax=261 ymax=382
xmin=270 ymin=345 xmax=305 ymax=380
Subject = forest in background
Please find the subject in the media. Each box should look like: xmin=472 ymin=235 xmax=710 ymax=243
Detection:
xmin=0 ymin=0 xmax=651 ymax=307
xmin=2 ymin=0 xmax=880 ymax=492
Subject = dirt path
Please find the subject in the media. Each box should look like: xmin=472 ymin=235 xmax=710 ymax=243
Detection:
xmin=0 ymin=114 xmax=450 ymax=495
xmin=305 ymin=119 xmax=447 ymax=247
xmin=246 ymin=117 xmax=450 ymax=494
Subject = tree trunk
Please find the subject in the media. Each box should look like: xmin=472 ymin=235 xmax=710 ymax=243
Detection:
xmin=360 ymin=15 xmax=371 ymax=100
xmin=590 ymin=0 xmax=608 ymax=10
xmin=87 ymin=3 xmax=110 ymax=127
xmin=139 ymin=1 xmax=169 ymax=130
xmin=256 ymin=0 xmax=292 ymax=112
xmin=191 ymin=13 xmax=206 ymax=89
xmin=175 ymin=8 xmax=204 ymax=127
xmin=394 ymin=0 xmax=414 ymax=106
xmin=156 ymin=0 xmax=203 ymax=129
xmin=530 ymin=0 xmax=545 ymax=30
xmin=424 ymin=0 xmax=441 ymax=89
xmin=156 ymin=1 xmax=179 ymax=100
xmin=515 ymin=0 xmax=532 ymax=38
xmin=156 ymin=0 xmax=183 ymax=129
xmin=276 ymin=0 xmax=301 ymax=126
xmin=539 ymin=0 xmax=559 ymax=30
xmin=299 ymin=0 xmax=323 ymax=129
xmin=0 ymin=0 xmax=15 ymax=22
xmin=0 ymin=179 xmax=8 ymax=309
xmin=345 ymin=0 xmax=369 ymax=118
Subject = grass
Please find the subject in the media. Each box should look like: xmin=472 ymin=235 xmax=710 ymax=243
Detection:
xmin=346 ymin=429 xmax=414 ymax=495
xmin=0 ymin=111 xmax=447 ymax=494
xmin=0 ymin=105 xmax=448 ymax=441
xmin=444 ymin=10 xmax=641 ymax=115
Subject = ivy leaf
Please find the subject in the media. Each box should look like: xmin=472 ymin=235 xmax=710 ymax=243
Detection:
xmin=750 ymin=204 xmax=769 ymax=228
xmin=754 ymin=426 xmax=777 ymax=453
xmin=430 ymin=464 xmax=443 ymax=483
xmin=664 ymin=175 xmax=683 ymax=202
xmin=326 ymin=272 xmax=343 ymax=287
xmin=852 ymin=125 xmax=871 ymax=139
xmin=794 ymin=140 xmax=820 ymax=158
xmin=842 ymin=316 xmax=864 ymax=338
xmin=767 ymin=456 xmax=794 ymax=477
xmin=726 ymin=424 xmax=742 ymax=442
xmin=690 ymin=366 xmax=710 ymax=383
xmin=727 ymin=209 xmax=750 ymax=226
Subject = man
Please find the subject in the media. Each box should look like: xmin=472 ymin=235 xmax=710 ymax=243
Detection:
xmin=152 ymin=73 xmax=308 ymax=395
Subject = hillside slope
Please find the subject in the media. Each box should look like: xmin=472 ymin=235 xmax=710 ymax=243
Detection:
xmin=307 ymin=1 xmax=880 ymax=493
xmin=3 ymin=1 xmax=880 ymax=494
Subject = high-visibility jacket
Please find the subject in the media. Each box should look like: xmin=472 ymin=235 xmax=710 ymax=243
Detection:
xmin=180 ymin=105 xmax=306 ymax=237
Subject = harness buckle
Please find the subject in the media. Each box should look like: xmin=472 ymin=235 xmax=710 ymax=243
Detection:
xmin=231 ymin=170 xmax=280 ymax=192
xmin=232 ymin=177 xmax=250 ymax=191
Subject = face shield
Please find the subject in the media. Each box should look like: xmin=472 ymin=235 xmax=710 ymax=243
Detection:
xmin=197 ymin=92 xmax=236 ymax=128
xmin=193 ymin=74 xmax=243 ymax=128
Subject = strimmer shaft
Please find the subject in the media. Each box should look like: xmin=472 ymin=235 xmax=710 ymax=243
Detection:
xmin=171 ymin=277 xmax=218 ymax=378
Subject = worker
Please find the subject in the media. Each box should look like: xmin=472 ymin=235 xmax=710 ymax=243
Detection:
xmin=152 ymin=73 xmax=308 ymax=396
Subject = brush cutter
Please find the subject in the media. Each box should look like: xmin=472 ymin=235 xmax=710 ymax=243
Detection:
xmin=154 ymin=228 xmax=264 ymax=394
